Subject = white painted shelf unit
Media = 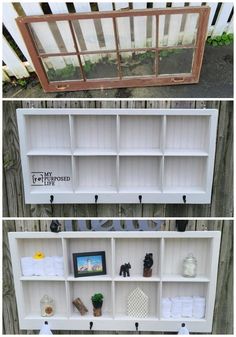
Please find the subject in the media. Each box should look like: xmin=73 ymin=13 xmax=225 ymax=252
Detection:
xmin=17 ymin=109 xmax=218 ymax=204
xmin=9 ymin=231 xmax=221 ymax=332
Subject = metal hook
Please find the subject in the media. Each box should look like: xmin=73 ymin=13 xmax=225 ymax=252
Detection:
xmin=95 ymin=195 xmax=98 ymax=203
xmin=89 ymin=321 xmax=93 ymax=330
xmin=138 ymin=195 xmax=142 ymax=204
xmin=183 ymin=195 xmax=186 ymax=204
xmin=50 ymin=195 xmax=54 ymax=204
xmin=135 ymin=322 xmax=139 ymax=331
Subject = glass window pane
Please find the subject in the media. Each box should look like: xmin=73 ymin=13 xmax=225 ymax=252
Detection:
xmin=158 ymin=48 xmax=194 ymax=75
xmin=117 ymin=15 xmax=156 ymax=49
xmin=72 ymin=18 xmax=116 ymax=51
xmin=158 ymin=13 xmax=199 ymax=47
xmin=120 ymin=51 xmax=155 ymax=77
xmin=82 ymin=53 xmax=118 ymax=79
xmin=41 ymin=56 xmax=82 ymax=82
xmin=28 ymin=21 xmax=76 ymax=54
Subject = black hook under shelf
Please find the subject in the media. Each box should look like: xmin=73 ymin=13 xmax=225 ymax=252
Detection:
xmin=135 ymin=322 xmax=139 ymax=331
xmin=182 ymin=195 xmax=186 ymax=204
xmin=89 ymin=321 xmax=93 ymax=330
xmin=95 ymin=195 xmax=98 ymax=203
xmin=138 ymin=195 xmax=142 ymax=204
xmin=50 ymin=195 xmax=54 ymax=204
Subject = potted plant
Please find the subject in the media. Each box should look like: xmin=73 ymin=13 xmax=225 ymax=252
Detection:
xmin=91 ymin=293 xmax=103 ymax=317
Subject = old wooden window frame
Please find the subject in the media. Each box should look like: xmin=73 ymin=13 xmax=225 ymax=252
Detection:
xmin=16 ymin=6 xmax=210 ymax=92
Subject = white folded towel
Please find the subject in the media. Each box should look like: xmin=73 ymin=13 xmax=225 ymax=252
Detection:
xmin=44 ymin=257 xmax=55 ymax=276
xmin=21 ymin=257 xmax=35 ymax=276
xmin=34 ymin=259 xmax=45 ymax=276
xmin=162 ymin=298 xmax=172 ymax=318
xmin=193 ymin=296 xmax=205 ymax=318
xmin=180 ymin=296 xmax=193 ymax=318
xmin=171 ymin=297 xmax=182 ymax=318
xmin=53 ymin=257 xmax=64 ymax=276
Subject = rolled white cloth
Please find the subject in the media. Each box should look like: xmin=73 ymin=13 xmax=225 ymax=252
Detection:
xmin=21 ymin=257 xmax=35 ymax=276
xmin=180 ymin=296 xmax=193 ymax=318
xmin=34 ymin=259 xmax=45 ymax=276
xmin=193 ymin=296 xmax=206 ymax=318
xmin=171 ymin=297 xmax=182 ymax=318
xmin=44 ymin=257 xmax=55 ymax=276
xmin=162 ymin=298 xmax=172 ymax=318
xmin=53 ymin=257 xmax=64 ymax=276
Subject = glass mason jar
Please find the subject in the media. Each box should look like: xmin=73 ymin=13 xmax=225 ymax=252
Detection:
xmin=40 ymin=294 xmax=55 ymax=317
xmin=182 ymin=253 xmax=197 ymax=277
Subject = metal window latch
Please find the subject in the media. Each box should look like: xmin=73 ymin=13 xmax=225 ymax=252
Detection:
xmin=138 ymin=195 xmax=142 ymax=204
xmin=89 ymin=321 xmax=93 ymax=330
xmin=95 ymin=195 xmax=98 ymax=203
xmin=182 ymin=195 xmax=186 ymax=203
xmin=135 ymin=322 xmax=139 ymax=331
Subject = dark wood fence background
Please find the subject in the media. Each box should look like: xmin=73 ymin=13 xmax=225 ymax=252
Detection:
xmin=3 ymin=220 xmax=233 ymax=334
xmin=3 ymin=100 xmax=233 ymax=217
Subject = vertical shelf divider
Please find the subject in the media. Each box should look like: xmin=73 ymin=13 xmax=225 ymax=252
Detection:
xmin=158 ymin=237 xmax=165 ymax=320
xmin=161 ymin=115 xmax=167 ymax=192
xmin=116 ymin=114 xmax=120 ymax=192
xmin=111 ymin=237 xmax=116 ymax=318
xmin=69 ymin=114 xmax=76 ymax=192
xmin=62 ymin=237 xmax=71 ymax=318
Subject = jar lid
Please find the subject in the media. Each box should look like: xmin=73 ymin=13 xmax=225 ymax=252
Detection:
xmin=184 ymin=253 xmax=197 ymax=262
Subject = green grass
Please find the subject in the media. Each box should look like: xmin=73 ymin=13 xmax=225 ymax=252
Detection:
xmin=207 ymin=32 xmax=233 ymax=47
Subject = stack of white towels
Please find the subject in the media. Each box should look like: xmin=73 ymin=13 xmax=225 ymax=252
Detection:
xmin=162 ymin=296 xmax=206 ymax=319
xmin=21 ymin=256 xmax=64 ymax=276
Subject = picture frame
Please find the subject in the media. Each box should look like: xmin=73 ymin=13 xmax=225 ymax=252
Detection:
xmin=73 ymin=251 xmax=106 ymax=278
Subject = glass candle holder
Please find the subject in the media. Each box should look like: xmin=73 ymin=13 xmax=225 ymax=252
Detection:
xmin=40 ymin=294 xmax=55 ymax=317
xmin=182 ymin=253 xmax=197 ymax=277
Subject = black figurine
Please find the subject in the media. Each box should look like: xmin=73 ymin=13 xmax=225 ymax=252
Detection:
xmin=119 ymin=263 xmax=131 ymax=277
xmin=143 ymin=253 xmax=153 ymax=277
xmin=176 ymin=220 xmax=188 ymax=232
xmin=50 ymin=220 xmax=62 ymax=233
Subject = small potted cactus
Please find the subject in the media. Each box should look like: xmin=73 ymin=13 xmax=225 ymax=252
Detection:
xmin=91 ymin=293 xmax=103 ymax=317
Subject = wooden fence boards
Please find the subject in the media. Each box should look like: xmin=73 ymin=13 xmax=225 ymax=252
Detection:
xmin=2 ymin=100 xmax=233 ymax=218
xmin=2 ymin=220 xmax=233 ymax=334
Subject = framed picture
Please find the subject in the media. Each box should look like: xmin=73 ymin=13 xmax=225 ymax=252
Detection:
xmin=73 ymin=251 xmax=106 ymax=278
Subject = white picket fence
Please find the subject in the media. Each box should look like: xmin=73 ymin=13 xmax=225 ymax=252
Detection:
xmin=2 ymin=2 xmax=234 ymax=81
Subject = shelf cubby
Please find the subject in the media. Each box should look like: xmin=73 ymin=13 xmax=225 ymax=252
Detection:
xmin=69 ymin=281 xmax=113 ymax=318
xmin=119 ymin=115 xmax=163 ymax=153
xmin=72 ymin=115 xmax=117 ymax=153
xmin=65 ymin=238 xmax=112 ymax=278
xmin=25 ymin=115 xmax=71 ymax=154
xmin=28 ymin=156 xmax=73 ymax=193
xmin=9 ymin=231 xmax=221 ymax=332
xmin=163 ymin=157 xmax=207 ymax=192
xmin=165 ymin=115 xmax=210 ymax=153
xmin=17 ymin=109 xmax=218 ymax=204
xmin=119 ymin=156 xmax=162 ymax=192
xmin=74 ymin=156 xmax=117 ymax=192
xmin=114 ymin=281 xmax=159 ymax=319
xmin=22 ymin=281 xmax=67 ymax=318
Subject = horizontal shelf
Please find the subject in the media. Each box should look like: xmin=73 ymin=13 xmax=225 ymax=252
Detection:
xmin=27 ymin=148 xmax=72 ymax=156
xmin=164 ymin=149 xmax=209 ymax=157
xmin=20 ymin=276 xmax=65 ymax=281
xmin=119 ymin=149 xmax=163 ymax=156
xmin=162 ymin=275 xmax=210 ymax=282
xmin=160 ymin=318 xmax=206 ymax=322
xmin=163 ymin=187 xmax=206 ymax=193
xmin=67 ymin=275 xmax=112 ymax=282
xmin=25 ymin=314 xmax=67 ymax=320
xmin=70 ymin=313 xmax=113 ymax=320
xmin=115 ymin=315 xmax=158 ymax=321
xmin=114 ymin=276 xmax=160 ymax=282
xmin=73 ymin=149 xmax=117 ymax=156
